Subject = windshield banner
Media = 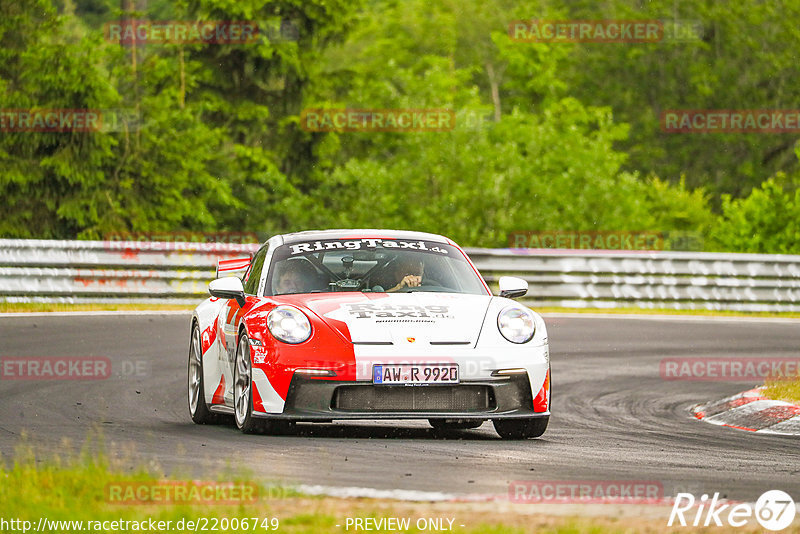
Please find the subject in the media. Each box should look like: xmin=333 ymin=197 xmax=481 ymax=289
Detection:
xmin=288 ymin=239 xmax=451 ymax=256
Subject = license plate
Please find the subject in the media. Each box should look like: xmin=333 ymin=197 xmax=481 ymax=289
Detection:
xmin=372 ymin=364 xmax=459 ymax=385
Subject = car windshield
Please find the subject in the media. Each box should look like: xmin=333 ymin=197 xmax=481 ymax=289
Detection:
xmin=265 ymin=238 xmax=488 ymax=296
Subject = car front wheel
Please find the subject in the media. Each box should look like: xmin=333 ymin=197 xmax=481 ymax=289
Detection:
xmin=234 ymin=332 xmax=263 ymax=433
xmin=493 ymin=416 xmax=548 ymax=439
xmin=233 ymin=332 xmax=294 ymax=435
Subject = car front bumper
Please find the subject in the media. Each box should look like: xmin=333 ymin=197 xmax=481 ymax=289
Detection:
xmin=253 ymin=372 xmax=549 ymax=420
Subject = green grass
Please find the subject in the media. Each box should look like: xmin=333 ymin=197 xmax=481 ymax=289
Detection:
xmin=0 ymin=437 xmax=293 ymax=533
xmin=762 ymin=378 xmax=800 ymax=404
xmin=0 ymin=440 xmax=690 ymax=533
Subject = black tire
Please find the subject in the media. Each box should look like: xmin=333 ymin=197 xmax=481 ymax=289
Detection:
xmin=188 ymin=323 xmax=218 ymax=424
xmin=493 ymin=416 xmax=549 ymax=439
xmin=233 ymin=332 xmax=264 ymax=434
xmin=428 ymin=419 xmax=485 ymax=430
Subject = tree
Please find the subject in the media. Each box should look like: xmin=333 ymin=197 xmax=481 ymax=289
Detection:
xmin=555 ymin=0 xmax=800 ymax=200
xmin=294 ymin=0 xmax=714 ymax=246
xmin=0 ymin=1 xmax=236 ymax=238
xmin=710 ymin=173 xmax=799 ymax=253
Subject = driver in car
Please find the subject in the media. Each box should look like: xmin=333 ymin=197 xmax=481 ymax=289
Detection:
xmin=274 ymin=259 xmax=319 ymax=294
xmin=386 ymin=257 xmax=425 ymax=292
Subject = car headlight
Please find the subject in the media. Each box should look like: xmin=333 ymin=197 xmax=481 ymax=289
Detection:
xmin=267 ymin=306 xmax=312 ymax=344
xmin=497 ymin=306 xmax=535 ymax=344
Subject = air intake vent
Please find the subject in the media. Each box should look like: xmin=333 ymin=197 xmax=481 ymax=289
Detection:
xmin=332 ymin=385 xmax=493 ymax=412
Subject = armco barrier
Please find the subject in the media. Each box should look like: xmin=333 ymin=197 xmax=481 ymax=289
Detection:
xmin=471 ymin=248 xmax=800 ymax=312
xmin=0 ymin=240 xmax=259 ymax=305
xmin=0 ymin=240 xmax=798 ymax=311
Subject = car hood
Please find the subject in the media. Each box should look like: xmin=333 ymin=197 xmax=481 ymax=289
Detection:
xmin=283 ymin=292 xmax=493 ymax=346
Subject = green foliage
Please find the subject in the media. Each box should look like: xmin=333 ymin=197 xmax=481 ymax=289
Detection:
xmin=641 ymin=177 xmax=713 ymax=230
xmin=182 ymin=0 xmax=363 ymax=230
xmin=0 ymin=1 xmax=116 ymax=237
xmin=295 ymin=0 xmax=714 ymax=247
xmin=0 ymin=1 xmax=237 ymax=238
xmin=710 ymin=173 xmax=800 ymax=253
xmin=556 ymin=0 xmax=800 ymax=199
xmin=0 ymin=0 xmax=796 ymax=254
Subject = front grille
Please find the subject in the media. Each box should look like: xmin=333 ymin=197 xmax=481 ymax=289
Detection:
xmin=332 ymin=385 xmax=494 ymax=412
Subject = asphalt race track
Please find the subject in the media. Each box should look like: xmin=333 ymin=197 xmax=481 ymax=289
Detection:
xmin=1 ymin=313 xmax=798 ymax=502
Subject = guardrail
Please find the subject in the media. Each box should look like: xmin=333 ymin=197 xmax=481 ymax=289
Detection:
xmin=470 ymin=248 xmax=800 ymax=312
xmin=0 ymin=240 xmax=259 ymax=305
xmin=1 ymin=240 xmax=798 ymax=311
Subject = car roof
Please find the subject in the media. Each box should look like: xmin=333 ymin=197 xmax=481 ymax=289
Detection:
xmin=275 ymin=229 xmax=452 ymax=245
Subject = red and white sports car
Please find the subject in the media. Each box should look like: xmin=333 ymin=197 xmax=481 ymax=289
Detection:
xmin=188 ymin=229 xmax=550 ymax=439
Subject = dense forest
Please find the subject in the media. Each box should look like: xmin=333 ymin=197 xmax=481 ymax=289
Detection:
xmin=1 ymin=0 xmax=798 ymax=252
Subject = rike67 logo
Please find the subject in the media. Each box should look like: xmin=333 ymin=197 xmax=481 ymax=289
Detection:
xmin=669 ymin=490 xmax=796 ymax=531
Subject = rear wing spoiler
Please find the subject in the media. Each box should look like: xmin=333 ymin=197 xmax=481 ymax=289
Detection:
xmin=216 ymin=256 xmax=252 ymax=278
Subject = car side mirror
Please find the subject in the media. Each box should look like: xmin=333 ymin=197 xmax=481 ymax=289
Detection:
xmin=209 ymin=276 xmax=246 ymax=307
xmin=498 ymin=276 xmax=528 ymax=299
